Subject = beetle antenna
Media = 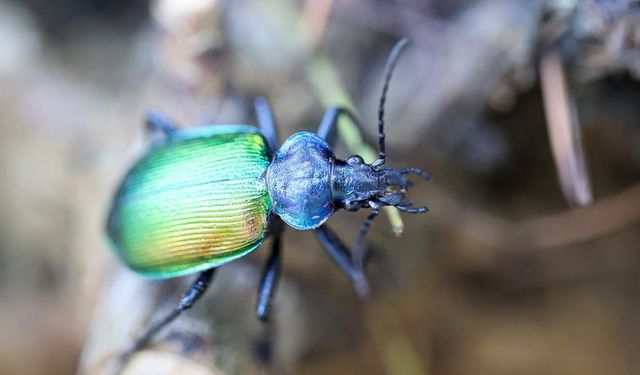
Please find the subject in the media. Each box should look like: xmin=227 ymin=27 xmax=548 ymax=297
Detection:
xmin=396 ymin=204 xmax=429 ymax=214
xmin=399 ymin=167 xmax=432 ymax=181
xmin=372 ymin=37 xmax=410 ymax=168
xmin=396 ymin=167 xmax=431 ymax=213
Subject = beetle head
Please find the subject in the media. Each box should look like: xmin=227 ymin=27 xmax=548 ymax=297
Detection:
xmin=335 ymin=156 xmax=431 ymax=214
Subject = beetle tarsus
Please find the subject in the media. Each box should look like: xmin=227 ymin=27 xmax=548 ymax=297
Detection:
xmin=119 ymin=269 xmax=216 ymax=365
xmin=352 ymin=270 xmax=371 ymax=299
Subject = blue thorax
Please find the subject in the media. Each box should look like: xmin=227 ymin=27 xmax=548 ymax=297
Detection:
xmin=266 ymin=132 xmax=335 ymax=230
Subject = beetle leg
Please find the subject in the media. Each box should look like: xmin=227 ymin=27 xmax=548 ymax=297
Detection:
xmin=353 ymin=201 xmax=380 ymax=278
xmin=120 ymin=268 xmax=216 ymax=362
xmin=256 ymin=234 xmax=282 ymax=321
xmin=316 ymin=107 xmax=364 ymax=147
xmin=314 ymin=225 xmax=370 ymax=298
xmin=254 ymin=97 xmax=280 ymax=153
xmin=145 ymin=109 xmax=179 ymax=137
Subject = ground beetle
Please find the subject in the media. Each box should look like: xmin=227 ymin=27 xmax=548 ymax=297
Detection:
xmin=107 ymin=38 xmax=431 ymax=358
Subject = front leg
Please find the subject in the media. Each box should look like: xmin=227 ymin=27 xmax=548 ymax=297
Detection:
xmin=316 ymin=107 xmax=364 ymax=147
xmin=353 ymin=201 xmax=380 ymax=274
xmin=314 ymin=225 xmax=370 ymax=298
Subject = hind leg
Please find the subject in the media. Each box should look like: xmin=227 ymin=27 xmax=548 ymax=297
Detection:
xmin=120 ymin=269 xmax=216 ymax=363
xmin=255 ymin=234 xmax=282 ymax=321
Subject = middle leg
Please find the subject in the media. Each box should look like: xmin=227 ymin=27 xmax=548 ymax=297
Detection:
xmin=316 ymin=107 xmax=364 ymax=147
xmin=255 ymin=233 xmax=282 ymax=321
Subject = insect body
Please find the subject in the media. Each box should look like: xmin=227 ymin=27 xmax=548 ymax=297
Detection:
xmin=107 ymin=38 xmax=430 ymax=358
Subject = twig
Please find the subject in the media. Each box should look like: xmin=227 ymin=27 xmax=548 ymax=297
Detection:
xmin=430 ymin=182 xmax=640 ymax=251
xmin=299 ymin=0 xmax=335 ymax=47
xmin=540 ymin=50 xmax=593 ymax=207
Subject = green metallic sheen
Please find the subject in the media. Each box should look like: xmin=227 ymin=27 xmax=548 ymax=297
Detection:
xmin=107 ymin=125 xmax=272 ymax=278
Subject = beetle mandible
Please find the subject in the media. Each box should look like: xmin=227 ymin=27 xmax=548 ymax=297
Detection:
xmin=107 ymin=38 xmax=430 ymax=357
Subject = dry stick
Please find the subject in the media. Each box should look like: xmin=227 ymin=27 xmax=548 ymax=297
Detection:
xmin=299 ymin=0 xmax=335 ymax=47
xmin=509 ymin=182 xmax=640 ymax=250
xmin=430 ymin=182 xmax=640 ymax=252
xmin=365 ymin=302 xmax=428 ymax=375
xmin=540 ymin=50 xmax=593 ymax=207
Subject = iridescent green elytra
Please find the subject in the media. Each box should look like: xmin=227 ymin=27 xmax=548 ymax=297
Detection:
xmin=107 ymin=125 xmax=272 ymax=278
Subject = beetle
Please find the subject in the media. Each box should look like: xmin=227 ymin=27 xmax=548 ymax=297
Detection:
xmin=107 ymin=38 xmax=430 ymax=357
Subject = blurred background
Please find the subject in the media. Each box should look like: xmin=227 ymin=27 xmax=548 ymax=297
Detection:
xmin=1 ymin=0 xmax=640 ymax=374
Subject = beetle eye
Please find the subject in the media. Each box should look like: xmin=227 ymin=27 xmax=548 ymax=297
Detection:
xmin=346 ymin=155 xmax=364 ymax=165
xmin=344 ymin=200 xmax=359 ymax=211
